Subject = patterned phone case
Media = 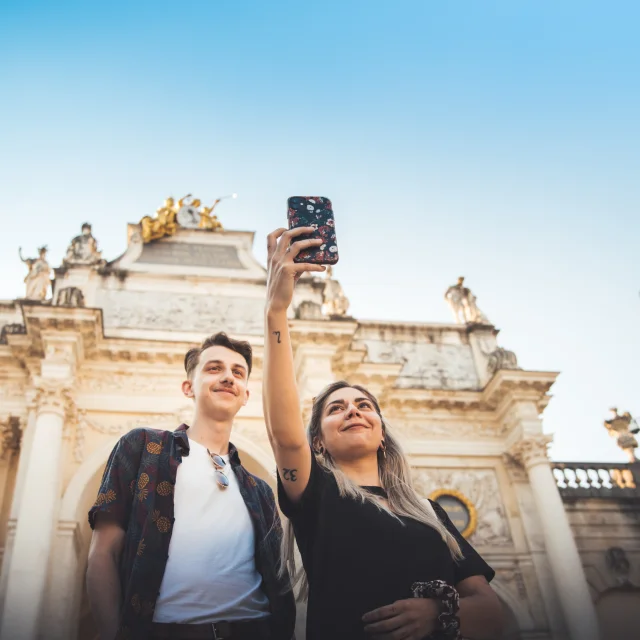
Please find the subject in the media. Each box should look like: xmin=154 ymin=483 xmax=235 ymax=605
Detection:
xmin=287 ymin=196 xmax=339 ymax=265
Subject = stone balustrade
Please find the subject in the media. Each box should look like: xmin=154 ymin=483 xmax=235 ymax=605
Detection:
xmin=552 ymin=462 xmax=640 ymax=498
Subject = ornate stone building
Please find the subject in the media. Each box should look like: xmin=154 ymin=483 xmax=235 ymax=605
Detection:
xmin=0 ymin=200 xmax=638 ymax=640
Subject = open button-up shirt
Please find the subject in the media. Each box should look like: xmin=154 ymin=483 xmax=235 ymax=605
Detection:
xmin=89 ymin=424 xmax=295 ymax=640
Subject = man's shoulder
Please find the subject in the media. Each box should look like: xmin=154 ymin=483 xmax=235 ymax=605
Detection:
xmin=116 ymin=426 xmax=176 ymax=449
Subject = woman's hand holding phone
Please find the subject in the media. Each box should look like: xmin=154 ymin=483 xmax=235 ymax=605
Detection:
xmin=287 ymin=196 xmax=339 ymax=265
xmin=266 ymin=227 xmax=326 ymax=315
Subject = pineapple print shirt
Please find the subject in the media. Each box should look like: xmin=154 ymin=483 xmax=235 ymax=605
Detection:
xmin=88 ymin=424 xmax=295 ymax=640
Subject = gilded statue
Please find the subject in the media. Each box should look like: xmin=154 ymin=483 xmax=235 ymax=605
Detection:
xmin=139 ymin=193 xmax=232 ymax=242
xmin=19 ymin=246 xmax=51 ymax=301
xmin=199 ymin=203 xmax=224 ymax=231
xmin=178 ymin=195 xmax=201 ymax=209
xmin=140 ymin=197 xmax=178 ymax=243
xmin=445 ymin=276 xmax=490 ymax=325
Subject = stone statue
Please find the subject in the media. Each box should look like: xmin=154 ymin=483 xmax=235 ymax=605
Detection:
xmin=19 ymin=246 xmax=51 ymax=301
xmin=445 ymin=277 xmax=490 ymax=325
xmin=604 ymin=408 xmax=638 ymax=463
xmin=63 ymin=223 xmax=104 ymax=266
xmin=486 ymin=346 xmax=519 ymax=375
xmin=322 ymin=267 xmax=350 ymax=317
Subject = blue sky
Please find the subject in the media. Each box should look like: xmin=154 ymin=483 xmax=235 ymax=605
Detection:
xmin=1 ymin=0 xmax=638 ymax=461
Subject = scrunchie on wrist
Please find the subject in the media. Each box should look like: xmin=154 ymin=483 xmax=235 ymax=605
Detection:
xmin=411 ymin=580 xmax=461 ymax=640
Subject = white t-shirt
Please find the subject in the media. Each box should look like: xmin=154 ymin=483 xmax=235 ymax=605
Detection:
xmin=153 ymin=439 xmax=270 ymax=623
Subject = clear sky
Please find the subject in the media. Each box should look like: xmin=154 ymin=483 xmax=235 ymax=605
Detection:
xmin=1 ymin=1 xmax=638 ymax=462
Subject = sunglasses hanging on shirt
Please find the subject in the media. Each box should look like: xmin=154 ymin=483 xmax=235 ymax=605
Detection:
xmin=207 ymin=449 xmax=230 ymax=489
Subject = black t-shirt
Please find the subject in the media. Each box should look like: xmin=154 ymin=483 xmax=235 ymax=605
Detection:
xmin=277 ymin=451 xmax=495 ymax=640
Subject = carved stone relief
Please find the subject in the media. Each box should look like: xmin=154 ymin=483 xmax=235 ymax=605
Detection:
xmin=355 ymin=339 xmax=479 ymax=390
xmin=412 ymin=468 xmax=513 ymax=546
xmin=96 ymin=290 xmax=264 ymax=335
xmin=497 ymin=567 xmax=528 ymax=601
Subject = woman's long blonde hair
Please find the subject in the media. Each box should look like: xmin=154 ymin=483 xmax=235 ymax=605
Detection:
xmin=279 ymin=380 xmax=463 ymax=600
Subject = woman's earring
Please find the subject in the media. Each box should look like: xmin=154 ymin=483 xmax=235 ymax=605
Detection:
xmin=379 ymin=440 xmax=387 ymax=459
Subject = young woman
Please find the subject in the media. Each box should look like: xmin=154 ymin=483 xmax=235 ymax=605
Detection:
xmin=263 ymin=226 xmax=504 ymax=640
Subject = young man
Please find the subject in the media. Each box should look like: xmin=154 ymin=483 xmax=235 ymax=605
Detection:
xmin=87 ymin=333 xmax=295 ymax=640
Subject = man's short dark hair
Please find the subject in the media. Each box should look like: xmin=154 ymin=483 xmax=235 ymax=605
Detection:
xmin=184 ymin=332 xmax=253 ymax=379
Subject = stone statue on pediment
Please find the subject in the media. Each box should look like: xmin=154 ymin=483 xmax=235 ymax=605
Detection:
xmin=445 ymin=276 xmax=490 ymax=325
xmin=63 ymin=223 xmax=104 ymax=267
xmin=604 ymin=408 xmax=638 ymax=462
xmin=19 ymin=246 xmax=51 ymax=301
xmin=322 ymin=267 xmax=350 ymax=318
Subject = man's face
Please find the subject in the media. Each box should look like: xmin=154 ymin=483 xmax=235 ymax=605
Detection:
xmin=182 ymin=345 xmax=250 ymax=418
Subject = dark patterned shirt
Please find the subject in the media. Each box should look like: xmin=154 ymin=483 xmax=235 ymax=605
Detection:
xmin=89 ymin=424 xmax=295 ymax=640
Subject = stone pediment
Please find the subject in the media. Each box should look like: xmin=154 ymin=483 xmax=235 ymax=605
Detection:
xmin=52 ymin=226 xmax=271 ymax=340
xmin=110 ymin=226 xmax=267 ymax=281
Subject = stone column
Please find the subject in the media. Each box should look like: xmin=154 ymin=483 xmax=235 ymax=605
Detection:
xmin=0 ymin=409 xmax=36 ymax=614
xmin=43 ymin=521 xmax=84 ymax=640
xmin=0 ymin=385 xmax=70 ymax=640
xmin=509 ymin=435 xmax=601 ymax=640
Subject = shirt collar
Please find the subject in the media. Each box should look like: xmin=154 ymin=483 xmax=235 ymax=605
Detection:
xmin=173 ymin=423 xmax=241 ymax=465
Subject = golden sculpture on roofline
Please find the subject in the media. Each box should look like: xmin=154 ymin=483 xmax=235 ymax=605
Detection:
xmin=139 ymin=193 xmax=233 ymax=243
xmin=140 ymin=197 xmax=178 ymax=243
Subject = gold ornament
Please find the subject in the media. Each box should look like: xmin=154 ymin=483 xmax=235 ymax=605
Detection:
xmin=199 ymin=203 xmax=224 ymax=231
xmin=428 ymin=488 xmax=478 ymax=539
xmin=139 ymin=197 xmax=178 ymax=243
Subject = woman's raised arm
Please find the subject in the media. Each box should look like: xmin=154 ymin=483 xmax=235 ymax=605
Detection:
xmin=263 ymin=226 xmax=325 ymax=503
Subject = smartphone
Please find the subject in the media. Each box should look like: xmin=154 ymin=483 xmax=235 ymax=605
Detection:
xmin=287 ymin=196 xmax=339 ymax=265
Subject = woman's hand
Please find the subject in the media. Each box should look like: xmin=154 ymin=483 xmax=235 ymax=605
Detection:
xmin=363 ymin=598 xmax=439 ymax=639
xmin=266 ymin=227 xmax=326 ymax=314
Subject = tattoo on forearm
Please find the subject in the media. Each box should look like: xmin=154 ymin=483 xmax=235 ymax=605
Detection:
xmin=272 ymin=331 xmax=281 ymax=343
xmin=282 ymin=468 xmax=298 ymax=482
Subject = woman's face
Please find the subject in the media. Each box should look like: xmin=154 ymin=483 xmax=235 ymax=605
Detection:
xmin=319 ymin=386 xmax=383 ymax=462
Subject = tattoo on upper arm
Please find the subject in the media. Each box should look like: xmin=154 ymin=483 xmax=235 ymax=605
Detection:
xmin=272 ymin=331 xmax=281 ymax=343
xmin=282 ymin=468 xmax=298 ymax=482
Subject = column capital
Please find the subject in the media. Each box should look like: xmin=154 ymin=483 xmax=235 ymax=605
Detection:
xmin=31 ymin=380 xmax=75 ymax=419
xmin=507 ymin=434 xmax=553 ymax=470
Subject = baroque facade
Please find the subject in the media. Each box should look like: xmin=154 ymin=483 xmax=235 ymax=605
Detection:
xmin=0 ymin=202 xmax=638 ymax=640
